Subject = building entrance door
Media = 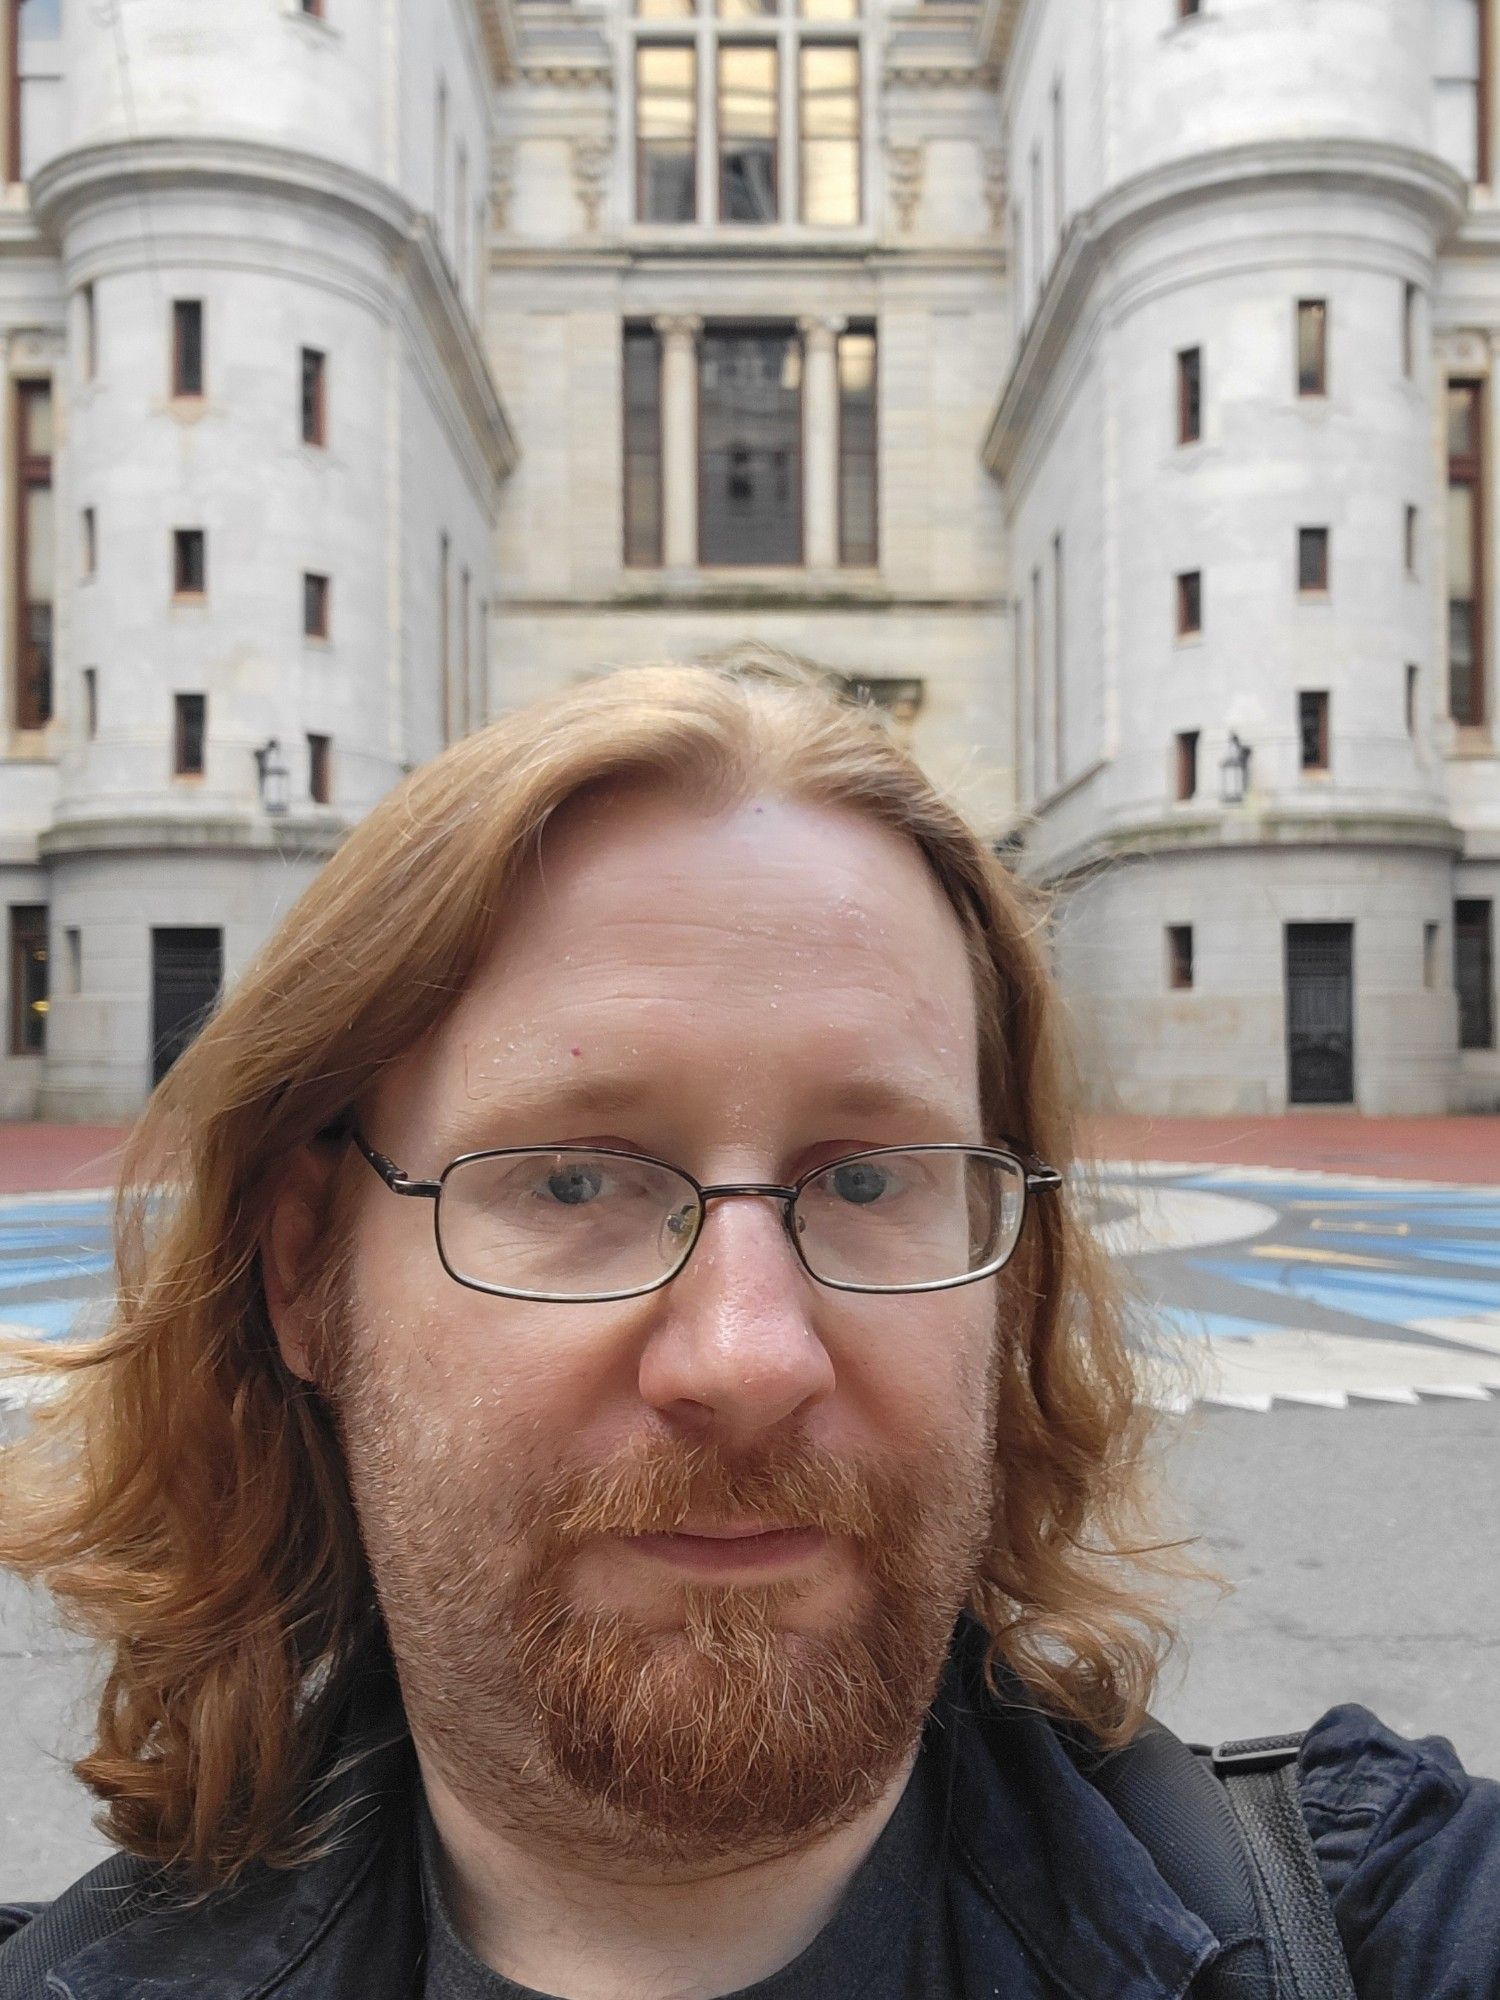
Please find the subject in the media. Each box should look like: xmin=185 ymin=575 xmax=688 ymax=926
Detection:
xmin=1285 ymin=922 xmax=1354 ymax=1105
xmin=151 ymin=928 xmax=223 ymax=1086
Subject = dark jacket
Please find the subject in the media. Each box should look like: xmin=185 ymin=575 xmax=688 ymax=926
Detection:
xmin=1 ymin=1625 xmax=1496 ymax=1999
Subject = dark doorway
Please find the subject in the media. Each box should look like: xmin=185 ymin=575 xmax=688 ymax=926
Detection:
xmin=1285 ymin=923 xmax=1354 ymax=1105
xmin=151 ymin=928 xmax=222 ymax=1087
xmin=1455 ymin=900 xmax=1495 ymax=1049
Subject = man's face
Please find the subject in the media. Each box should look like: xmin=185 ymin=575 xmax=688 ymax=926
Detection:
xmin=324 ymin=786 xmax=1005 ymax=1869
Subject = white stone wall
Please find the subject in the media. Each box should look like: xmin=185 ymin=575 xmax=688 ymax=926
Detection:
xmin=0 ymin=0 xmax=511 ymax=1119
xmin=995 ymin=0 xmax=1485 ymax=1112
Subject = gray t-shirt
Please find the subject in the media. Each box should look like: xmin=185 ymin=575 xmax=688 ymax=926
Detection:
xmin=417 ymin=1739 xmax=965 ymax=1999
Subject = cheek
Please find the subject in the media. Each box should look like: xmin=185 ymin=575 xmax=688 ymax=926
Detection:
xmin=831 ymin=1286 xmax=999 ymax=1447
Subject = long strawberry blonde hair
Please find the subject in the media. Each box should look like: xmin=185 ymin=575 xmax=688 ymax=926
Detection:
xmin=0 ymin=656 xmax=1201 ymax=1889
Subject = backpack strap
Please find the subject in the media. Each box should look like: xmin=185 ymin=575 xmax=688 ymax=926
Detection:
xmin=1202 ymin=1735 xmax=1358 ymax=2000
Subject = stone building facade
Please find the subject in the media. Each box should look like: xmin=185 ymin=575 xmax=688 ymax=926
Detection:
xmin=1 ymin=0 xmax=1499 ymax=1119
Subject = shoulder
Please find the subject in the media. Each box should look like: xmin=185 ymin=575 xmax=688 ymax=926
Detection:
xmin=0 ymin=1851 xmax=163 ymax=1998
xmin=1297 ymin=1705 xmax=1500 ymax=1999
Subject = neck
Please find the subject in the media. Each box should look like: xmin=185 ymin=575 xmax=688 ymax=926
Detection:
xmin=417 ymin=1747 xmax=921 ymax=2000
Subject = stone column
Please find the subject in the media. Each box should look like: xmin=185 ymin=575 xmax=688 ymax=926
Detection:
xmin=799 ymin=314 xmax=845 ymax=569
xmin=654 ymin=314 xmax=702 ymax=568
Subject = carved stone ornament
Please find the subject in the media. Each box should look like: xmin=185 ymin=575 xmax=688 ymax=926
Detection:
xmin=981 ymin=148 xmax=1007 ymax=233
xmin=887 ymin=144 xmax=924 ymax=232
xmin=571 ymin=138 xmax=611 ymax=233
xmin=490 ymin=145 xmax=516 ymax=233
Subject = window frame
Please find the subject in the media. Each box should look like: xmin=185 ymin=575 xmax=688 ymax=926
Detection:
xmin=172 ymin=528 xmax=207 ymax=601
xmin=717 ymin=39 xmax=780 ymax=224
xmin=797 ymin=38 xmax=860 ymax=228
xmin=7 ymin=903 xmax=46 ymax=1057
xmin=308 ymin=731 xmax=331 ymax=804
xmin=1447 ymin=376 xmax=1487 ymax=728
xmin=697 ymin=319 xmax=805 ymax=568
xmin=302 ymin=570 xmax=331 ymax=641
xmin=1174 ymin=729 xmax=1199 ymax=802
xmin=635 ymin=40 xmax=699 ymax=224
xmin=171 ymin=298 xmax=205 ymax=400
xmin=1298 ymin=526 xmax=1330 ymax=596
xmin=1298 ymin=689 xmax=1330 ymax=773
xmin=1176 ymin=569 xmax=1202 ymax=639
xmin=1167 ymin=924 xmax=1195 ymax=991
xmin=1177 ymin=346 xmax=1202 ymax=446
xmin=836 ymin=319 xmax=878 ymax=568
xmin=1455 ymin=898 xmax=1495 ymax=1050
xmin=13 ymin=376 xmax=53 ymax=730
xmin=301 ymin=347 xmax=327 ymax=447
xmin=1296 ymin=298 xmax=1328 ymax=399
xmin=173 ymin=691 xmax=206 ymax=779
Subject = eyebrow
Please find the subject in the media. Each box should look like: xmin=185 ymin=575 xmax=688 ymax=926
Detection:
xmin=435 ymin=1067 xmax=972 ymax=1156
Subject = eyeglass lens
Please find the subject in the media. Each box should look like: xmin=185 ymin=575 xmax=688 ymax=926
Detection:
xmin=435 ymin=1147 xmax=1027 ymax=1300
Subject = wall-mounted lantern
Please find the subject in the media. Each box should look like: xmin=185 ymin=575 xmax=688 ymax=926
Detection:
xmin=1220 ymin=732 xmax=1252 ymax=806
xmin=254 ymin=738 xmax=290 ymax=816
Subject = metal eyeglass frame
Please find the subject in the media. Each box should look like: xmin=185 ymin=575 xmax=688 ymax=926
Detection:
xmin=349 ymin=1129 xmax=1065 ymax=1304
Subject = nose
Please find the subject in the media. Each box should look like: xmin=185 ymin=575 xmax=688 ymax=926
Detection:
xmin=636 ymin=1189 xmax=836 ymax=1445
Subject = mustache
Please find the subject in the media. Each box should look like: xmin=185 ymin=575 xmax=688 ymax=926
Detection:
xmin=516 ymin=1434 xmax=901 ymax=1552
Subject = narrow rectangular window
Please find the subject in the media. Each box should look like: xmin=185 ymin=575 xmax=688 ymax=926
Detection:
xmin=303 ymin=571 xmax=330 ymax=640
xmin=1177 ymin=347 xmax=1201 ymax=445
xmin=1455 ymin=899 xmax=1495 ymax=1048
xmin=14 ymin=379 xmax=53 ymax=729
xmin=1403 ymin=281 xmax=1417 ymax=379
xmin=1298 ymin=689 xmax=1330 ymax=771
xmin=173 ymin=692 xmax=206 ymax=777
xmin=1405 ymin=503 xmax=1419 ymax=575
xmin=173 ymin=528 xmax=206 ymax=598
xmin=1423 ymin=921 xmax=1440 ymax=990
xmin=1406 ymin=662 xmax=1419 ymax=735
xmin=80 ymin=282 xmax=96 ymax=382
xmin=308 ymin=732 xmax=331 ymax=804
xmin=1297 ymin=299 xmax=1327 ymax=397
xmin=1448 ymin=378 xmax=1486 ymax=725
xmin=1167 ymin=925 xmax=1194 ymax=990
xmin=301 ymin=347 xmax=326 ymax=446
xmin=64 ymin=926 xmax=80 ymax=996
xmin=82 ymin=665 xmax=97 ymax=738
xmin=637 ymin=45 xmax=697 ymax=222
xmin=1434 ymin=0 xmax=1489 ymax=183
xmin=1175 ymin=730 xmax=1199 ymax=801
xmin=1176 ymin=569 xmax=1202 ymax=637
xmin=172 ymin=299 xmax=204 ymax=398
xmin=719 ymin=44 xmax=778 ymax=222
xmin=623 ymin=322 xmax=664 ymax=567
xmin=699 ymin=323 xmax=802 ymax=566
xmin=81 ymin=506 xmax=95 ymax=579
xmin=799 ymin=43 xmax=859 ymax=226
xmin=1298 ymin=526 xmax=1329 ymax=594
xmin=7 ymin=906 xmax=47 ymax=1057
xmin=837 ymin=323 xmax=877 ymax=567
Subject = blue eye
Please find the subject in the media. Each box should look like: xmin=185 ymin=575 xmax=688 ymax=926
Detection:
xmin=544 ymin=1164 xmax=605 ymax=1206
xmin=828 ymin=1160 xmax=891 ymax=1206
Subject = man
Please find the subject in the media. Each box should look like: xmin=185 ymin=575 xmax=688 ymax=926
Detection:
xmin=0 ymin=659 xmax=1494 ymax=1999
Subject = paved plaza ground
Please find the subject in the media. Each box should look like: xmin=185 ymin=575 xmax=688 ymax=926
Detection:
xmin=0 ymin=1114 xmax=1495 ymax=1897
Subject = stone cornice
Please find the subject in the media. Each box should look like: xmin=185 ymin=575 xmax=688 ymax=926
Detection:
xmin=983 ymin=137 xmax=1469 ymax=479
xmin=38 ymin=811 xmax=349 ymax=861
xmin=29 ymin=138 xmax=518 ymax=485
xmin=1026 ymin=805 xmax=1464 ymax=888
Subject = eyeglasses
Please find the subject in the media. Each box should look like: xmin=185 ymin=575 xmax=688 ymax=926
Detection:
xmin=349 ymin=1131 xmax=1063 ymax=1304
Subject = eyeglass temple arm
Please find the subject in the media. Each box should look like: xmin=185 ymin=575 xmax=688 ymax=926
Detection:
xmin=1023 ymin=1163 xmax=1065 ymax=1192
xmin=350 ymin=1128 xmax=442 ymax=1200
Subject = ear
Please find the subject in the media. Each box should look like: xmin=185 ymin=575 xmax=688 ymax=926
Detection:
xmin=261 ymin=1137 xmax=345 ymax=1384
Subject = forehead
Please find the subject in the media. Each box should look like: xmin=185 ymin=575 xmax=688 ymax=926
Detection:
xmin=389 ymin=788 xmax=982 ymax=1139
